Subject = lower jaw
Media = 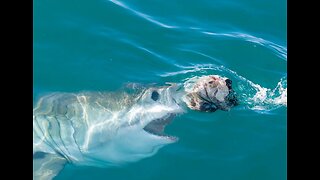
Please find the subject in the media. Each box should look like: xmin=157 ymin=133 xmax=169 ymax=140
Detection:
xmin=145 ymin=131 xmax=178 ymax=142
xmin=156 ymin=130 xmax=179 ymax=141
xmin=161 ymin=135 xmax=178 ymax=141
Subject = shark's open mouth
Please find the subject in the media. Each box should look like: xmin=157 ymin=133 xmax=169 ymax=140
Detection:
xmin=143 ymin=114 xmax=177 ymax=141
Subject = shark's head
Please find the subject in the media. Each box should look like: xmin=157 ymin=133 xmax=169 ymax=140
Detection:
xmin=184 ymin=75 xmax=239 ymax=112
xmin=83 ymin=87 xmax=182 ymax=166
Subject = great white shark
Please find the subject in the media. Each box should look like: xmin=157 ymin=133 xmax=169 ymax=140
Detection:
xmin=33 ymin=75 xmax=238 ymax=180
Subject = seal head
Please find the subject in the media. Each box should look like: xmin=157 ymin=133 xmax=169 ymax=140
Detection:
xmin=185 ymin=75 xmax=238 ymax=112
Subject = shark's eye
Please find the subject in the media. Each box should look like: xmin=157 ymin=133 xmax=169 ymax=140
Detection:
xmin=208 ymin=81 xmax=214 ymax=84
xmin=151 ymin=91 xmax=159 ymax=101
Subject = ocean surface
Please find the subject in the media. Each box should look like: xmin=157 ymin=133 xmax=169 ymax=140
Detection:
xmin=33 ymin=0 xmax=287 ymax=179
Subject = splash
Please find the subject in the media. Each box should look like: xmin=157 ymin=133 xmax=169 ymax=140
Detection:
xmin=162 ymin=64 xmax=287 ymax=112
xmin=243 ymin=77 xmax=287 ymax=110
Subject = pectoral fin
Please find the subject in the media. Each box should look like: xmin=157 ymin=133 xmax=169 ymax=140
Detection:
xmin=33 ymin=152 xmax=67 ymax=180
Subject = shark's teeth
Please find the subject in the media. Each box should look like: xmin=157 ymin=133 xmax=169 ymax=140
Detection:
xmin=143 ymin=114 xmax=176 ymax=138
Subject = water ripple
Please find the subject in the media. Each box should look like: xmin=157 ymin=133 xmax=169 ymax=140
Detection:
xmin=177 ymin=49 xmax=225 ymax=65
xmin=120 ymin=39 xmax=176 ymax=65
xmin=108 ymin=0 xmax=179 ymax=29
xmin=108 ymin=0 xmax=286 ymax=63
xmin=201 ymin=31 xmax=287 ymax=61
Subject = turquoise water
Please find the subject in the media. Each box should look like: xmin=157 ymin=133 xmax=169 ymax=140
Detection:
xmin=33 ymin=0 xmax=287 ymax=180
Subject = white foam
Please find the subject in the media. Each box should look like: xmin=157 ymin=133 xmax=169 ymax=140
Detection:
xmin=222 ymin=67 xmax=287 ymax=110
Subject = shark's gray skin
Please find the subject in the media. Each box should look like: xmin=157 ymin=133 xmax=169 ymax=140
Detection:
xmin=33 ymin=75 xmax=238 ymax=180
